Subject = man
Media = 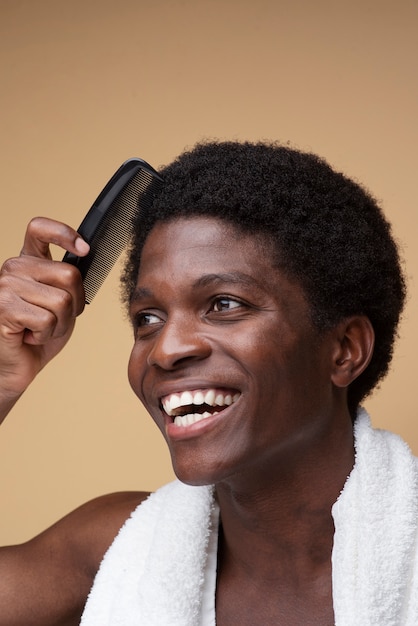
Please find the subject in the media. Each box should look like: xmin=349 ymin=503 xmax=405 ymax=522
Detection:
xmin=0 ymin=141 xmax=414 ymax=625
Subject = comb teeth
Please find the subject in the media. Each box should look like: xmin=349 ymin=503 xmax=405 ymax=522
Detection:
xmin=82 ymin=169 xmax=160 ymax=303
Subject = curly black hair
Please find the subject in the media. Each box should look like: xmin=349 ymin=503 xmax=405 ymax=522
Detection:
xmin=121 ymin=141 xmax=406 ymax=417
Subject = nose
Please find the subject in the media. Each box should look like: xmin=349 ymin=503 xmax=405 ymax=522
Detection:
xmin=147 ymin=315 xmax=212 ymax=370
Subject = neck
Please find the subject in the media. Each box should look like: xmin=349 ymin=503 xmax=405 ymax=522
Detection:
xmin=214 ymin=410 xmax=355 ymax=581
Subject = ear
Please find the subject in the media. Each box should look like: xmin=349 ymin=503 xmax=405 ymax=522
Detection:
xmin=330 ymin=316 xmax=375 ymax=388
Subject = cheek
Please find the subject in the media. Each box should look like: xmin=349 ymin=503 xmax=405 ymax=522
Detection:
xmin=127 ymin=343 xmax=146 ymax=400
xmin=250 ymin=334 xmax=314 ymax=399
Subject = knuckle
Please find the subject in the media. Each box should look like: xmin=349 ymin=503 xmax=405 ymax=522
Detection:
xmin=60 ymin=261 xmax=80 ymax=282
xmin=56 ymin=288 xmax=73 ymax=310
xmin=42 ymin=308 xmax=57 ymax=327
xmin=0 ymin=271 xmax=20 ymax=302
xmin=0 ymin=257 xmax=21 ymax=275
xmin=27 ymin=216 xmax=44 ymax=234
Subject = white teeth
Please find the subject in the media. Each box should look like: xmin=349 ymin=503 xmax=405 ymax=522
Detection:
xmin=174 ymin=411 xmax=217 ymax=427
xmin=162 ymin=389 xmax=240 ymax=417
xmin=204 ymin=389 xmax=215 ymax=405
xmin=166 ymin=394 xmax=180 ymax=412
xmin=165 ymin=391 xmax=193 ymax=413
xmin=193 ymin=391 xmax=204 ymax=405
xmin=181 ymin=391 xmax=193 ymax=406
xmin=215 ymin=393 xmax=225 ymax=406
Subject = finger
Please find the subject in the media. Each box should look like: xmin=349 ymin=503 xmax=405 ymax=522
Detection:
xmin=20 ymin=217 xmax=90 ymax=259
xmin=0 ymin=290 xmax=76 ymax=391
xmin=0 ymin=283 xmax=75 ymax=348
xmin=0 ymin=260 xmax=86 ymax=323
xmin=0 ymin=294 xmax=60 ymax=346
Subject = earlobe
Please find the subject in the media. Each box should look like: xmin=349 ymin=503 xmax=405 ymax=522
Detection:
xmin=331 ymin=316 xmax=375 ymax=388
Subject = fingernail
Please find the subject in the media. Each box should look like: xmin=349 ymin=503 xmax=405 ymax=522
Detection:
xmin=75 ymin=237 xmax=90 ymax=254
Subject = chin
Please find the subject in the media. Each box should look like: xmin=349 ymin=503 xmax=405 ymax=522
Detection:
xmin=170 ymin=453 xmax=228 ymax=487
xmin=172 ymin=464 xmax=217 ymax=487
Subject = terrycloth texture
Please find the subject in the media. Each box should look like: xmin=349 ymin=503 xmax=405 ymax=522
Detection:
xmin=80 ymin=479 xmax=216 ymax=626
xmin=80 ymin=410 xmax=418 ymax=625
xmin=332 ymin=408 xmax=418 ymax=625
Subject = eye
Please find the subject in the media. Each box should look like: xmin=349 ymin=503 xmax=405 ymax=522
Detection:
xmin=211 ymin=296 xmax=242 ymax=312
xmin=138 ymin=312 xmax=162 ymax=326
xmin=133 ymin=311 xmax=164 ymax=332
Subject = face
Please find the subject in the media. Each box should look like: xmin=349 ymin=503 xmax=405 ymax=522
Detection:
xmin=128 ymin=217 xmax=340 ymax=487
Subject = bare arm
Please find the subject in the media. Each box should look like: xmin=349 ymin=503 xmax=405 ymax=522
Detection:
xmin=0 ymin=215 xmax=92 ymax=624
xmin=0 ymin=491 xmax=149 ymax=626
xmin=0 ymin=217 xmax=89 ymax=422
xmin=0 ymin=217 xmax=150 ymax=624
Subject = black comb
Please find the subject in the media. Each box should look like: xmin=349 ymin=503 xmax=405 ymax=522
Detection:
xmin=63 ymin=158 xmax=163 ymax=304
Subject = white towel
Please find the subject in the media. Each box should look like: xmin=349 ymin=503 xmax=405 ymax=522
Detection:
xmin=81 ymin=410 xmax=418 ymax=625
xmin=332 ymin=408 xmax=418 ymax=625
xmin=80 ymin=479 xmax=216 ymax=625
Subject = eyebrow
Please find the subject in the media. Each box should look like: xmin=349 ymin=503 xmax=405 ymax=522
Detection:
xmin=193 ymin=272 xmax=259 ymax=289
xmin=129 ymin=272 xmax=260 ymax=304
xmin=130 ymin=286 xmax=154 ymax=304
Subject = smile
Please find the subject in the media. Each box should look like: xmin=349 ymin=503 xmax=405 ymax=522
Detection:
xmin=161 ymin=388 xmax=240 ymax=427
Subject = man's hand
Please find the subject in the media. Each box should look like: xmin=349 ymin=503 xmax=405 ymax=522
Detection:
xmin=0 ymin=217 xmax=89 ymax=420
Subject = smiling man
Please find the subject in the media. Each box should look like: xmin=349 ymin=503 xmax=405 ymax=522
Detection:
xmin=0 ymin=141 xmax=415 ymax=625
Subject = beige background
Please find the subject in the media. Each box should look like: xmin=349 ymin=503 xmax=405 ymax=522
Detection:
xmin=0 ymin=0 xmax=417 ymax=544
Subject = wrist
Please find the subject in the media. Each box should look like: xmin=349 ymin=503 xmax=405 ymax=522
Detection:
xmin=0 ymin=382 xmax=25 ymax=424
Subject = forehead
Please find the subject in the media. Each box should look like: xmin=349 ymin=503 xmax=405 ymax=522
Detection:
xmin=138 ymin=217 xmax=276 ymax=280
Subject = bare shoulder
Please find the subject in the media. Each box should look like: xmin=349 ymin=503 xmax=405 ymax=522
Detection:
xmin=0 ymin=490 xmax=149 ymax=626
xmin=51 ymin=490 xmax=151 ymax=567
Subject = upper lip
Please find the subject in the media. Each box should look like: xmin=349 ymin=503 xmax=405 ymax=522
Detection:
xmin=160 ymin=387 xmax=240 ymax=417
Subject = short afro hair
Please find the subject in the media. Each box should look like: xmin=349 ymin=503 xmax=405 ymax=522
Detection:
xmin=121 ymin=140 xmax=406 ymax=417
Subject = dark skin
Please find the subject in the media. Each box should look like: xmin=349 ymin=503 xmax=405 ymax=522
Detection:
xmin=0 ymin=491 xmax=148 ymax=626
xmin=0 ymin=218 xmax=148 ymax=626
xmin=0 ymin=216 xmax=374 ymax=625
xmin=128 ymin=217 xmax=374 ymax=625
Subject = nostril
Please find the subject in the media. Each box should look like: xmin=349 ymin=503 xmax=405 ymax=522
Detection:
xmin=147 ymin=324 xmax=211 ymax=370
